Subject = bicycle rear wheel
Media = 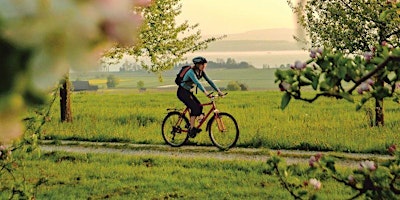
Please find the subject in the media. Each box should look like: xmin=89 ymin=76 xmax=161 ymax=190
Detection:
xmin=161 ymin=111 xmax=189 ymax=147
xmin=208 ymin=112 xmax=239 ymax=150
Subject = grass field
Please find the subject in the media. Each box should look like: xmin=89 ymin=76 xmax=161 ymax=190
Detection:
xmin=14 ymin=69 xmax=400 ymax=199
xmin=1 ymin=151 xmax=356 ymax=199
xmin=34 ymin=88 xmax=400 ymax=154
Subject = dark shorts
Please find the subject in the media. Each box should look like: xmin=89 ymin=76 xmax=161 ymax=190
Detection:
xmin=177 ymin=86 xmax=203 ymax=116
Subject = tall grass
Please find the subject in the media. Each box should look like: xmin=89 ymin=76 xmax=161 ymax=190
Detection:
xmin=35 ymin=90 xmax=400 ymax=154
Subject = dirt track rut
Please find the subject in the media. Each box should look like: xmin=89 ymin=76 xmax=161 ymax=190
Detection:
xmin=39 ymin=140 xmax=394 ymax=168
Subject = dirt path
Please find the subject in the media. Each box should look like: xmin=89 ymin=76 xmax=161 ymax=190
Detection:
xmin=39 ymin=140 xmax=394 ymax=168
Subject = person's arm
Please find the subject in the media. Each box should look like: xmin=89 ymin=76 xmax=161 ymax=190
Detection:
xmin=203 ymin=72 xmax=223 ymax=95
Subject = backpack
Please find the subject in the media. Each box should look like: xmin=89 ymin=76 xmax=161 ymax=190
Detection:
xmin=174 ymin=65 xmax=192 ymax=85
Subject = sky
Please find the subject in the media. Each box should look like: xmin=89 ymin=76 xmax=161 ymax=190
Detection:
xmin=176 ymin=0 xmax=296 ymax=35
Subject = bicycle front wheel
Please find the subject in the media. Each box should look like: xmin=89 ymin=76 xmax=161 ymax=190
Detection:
xmin=208 ymin=112 xmax=239 ymax=150
xmin=161 ymin=111 xmax=189 ymax=147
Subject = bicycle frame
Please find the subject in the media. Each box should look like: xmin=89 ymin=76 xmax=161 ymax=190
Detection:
xmin=176 ymin=96 xmax=223 ymax=132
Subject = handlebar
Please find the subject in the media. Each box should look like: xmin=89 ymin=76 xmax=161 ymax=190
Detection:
xmin=208 ymin=92 xmax=228 ymax=100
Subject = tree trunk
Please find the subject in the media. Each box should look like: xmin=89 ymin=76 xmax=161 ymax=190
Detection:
xmin=60 ymin=75 xmax=72 ymax=122
xmin=375 ymin=97 xmax=384 ymax=126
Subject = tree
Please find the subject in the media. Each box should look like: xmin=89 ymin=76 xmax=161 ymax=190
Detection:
xmin=107 ymin=75 xmax=120 ymax=88
xmin=289 ymin=0 xmax=400 ymax=52
xmin=137 ymin=80 xmax=145 ymax=89
xmin=277 ymin=0 xmax=400 ymax=126
xmin=103 ymin=0 xmax=224 ymax=80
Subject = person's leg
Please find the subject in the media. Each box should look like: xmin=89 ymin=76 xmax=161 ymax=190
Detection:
xmin=177 ymin=87 xmax=200 ymax=129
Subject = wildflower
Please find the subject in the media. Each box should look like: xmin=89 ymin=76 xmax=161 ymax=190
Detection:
xmin=309 ymin=156 xmax=317 ymax=167
xmin=309 ymin=153 xmax=322 ymax=167
xmin=388 ymin=144 xmax=396 ymax=155
xmin=314 ymin=152 xmax=322 ymax=161
xmin=309 ymin=178 xmax=322 ymax=190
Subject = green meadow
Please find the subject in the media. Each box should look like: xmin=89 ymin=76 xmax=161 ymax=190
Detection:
xmin=2 ymin=152 xmax=356 ymax=199
xmin=15 ymin=68 xmax=400 ymax=199
xmin=38 ymin=68 xmax=400 ymax=154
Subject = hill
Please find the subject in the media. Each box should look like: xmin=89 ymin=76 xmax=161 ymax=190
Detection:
xmin=202 ymin=28 xmax=304 ymax=52
xmin=224 ymin=28 xmax=297 ymax=41
xmin=202 ymin=40 xmax=303 ymax=52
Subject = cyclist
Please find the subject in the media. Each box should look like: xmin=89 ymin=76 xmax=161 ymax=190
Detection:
xmin=177 ymin=56 xmax=224 ymax=138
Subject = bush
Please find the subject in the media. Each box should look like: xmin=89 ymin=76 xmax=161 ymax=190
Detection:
xmin=106 ymin=75 xmax=120 ymax=88
xmin=227 ymin=81 xmax=248 ymax=91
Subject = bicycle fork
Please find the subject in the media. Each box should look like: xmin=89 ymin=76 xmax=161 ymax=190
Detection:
xmin=214 ymin=110 xmax=226 ymax=132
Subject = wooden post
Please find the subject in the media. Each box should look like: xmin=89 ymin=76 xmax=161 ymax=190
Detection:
xmin=60 ymin=75 xmax=72 ymax=122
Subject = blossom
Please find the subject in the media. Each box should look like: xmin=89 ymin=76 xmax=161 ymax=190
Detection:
xmin=310 ymin=48 xmax=323 ymax=58
xmin=279 ymin=82 xmax=291 ymax=91
xmin=366 ymin=78 xmax=374 ymax=85
xmin=359 ymin=160 xmax=377 ymax=171
xmin=310 ymin=49 xmax=317 ymax=58
xmin=0 ymin=0 xmax=150 ymax=143
xmin=357 ymin=82 xmax=371 ymax=94
xmin=309 ymin=178 xmax=322 ymax=190
xmin=348 ymin=175 xmax=356 ymax=185
xmin=309 ymin=156 xmax=317 ymax=167
xmin=388 ymin=144 xmax=396 ymax=155
xmin=294 ymin=60 xmax=307 ymax=70
xmin=364 ymin=51 xmax=374 ymax=62
xmin=309 ymin=153 xmax=322 ymax=167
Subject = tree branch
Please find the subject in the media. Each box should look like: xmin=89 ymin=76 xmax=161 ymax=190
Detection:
xmin=292 ymin=92 xmax=343 ymax=103
xmin=348 ymin=56 xmax=400 ymax=94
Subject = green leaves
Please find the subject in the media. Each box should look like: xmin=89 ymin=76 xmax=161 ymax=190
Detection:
xmin=280 ymin=92 xmax=292 ymax=110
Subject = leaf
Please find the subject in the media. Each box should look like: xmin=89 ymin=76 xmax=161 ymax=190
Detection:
xmin=340 ymin=92 xmax=354 ymax=103
xmin=337 ymin=65 xmax=347 ymax=79
xmin=280 ymin=93 xmax=292 ymax=110
xmin=312 ymin=76 xmax=319 ymax=90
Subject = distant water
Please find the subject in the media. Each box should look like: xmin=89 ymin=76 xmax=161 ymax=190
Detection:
xmin=187 ymin=50 xmax=310 ymax=68
xmin=106 ymin=50 xmax=310 ymax=71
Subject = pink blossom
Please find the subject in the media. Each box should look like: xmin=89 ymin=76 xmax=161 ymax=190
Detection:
xmin=357 ymin=82 xmax=370 ymax=94
xmin=294 ymin=61 xmax=307 ymax=70
xmin=309 ymin=156 xmax=317 ymax=167
xmin=279 ymin=82 xmax=291 ymax=91
xmin=364 ymin=51 xmax=373 ymax=62
xmin=348 ymin=175 xmax=356 ymax=185
xmin=134 ymin=0 xmax=153 ymax=7
xmin=359 ymin=160 xmax=377 ymax=171
xmin=314 ymin=153 xmax=322 ymax=161
xmin=317 ymin=47 xmax=323 ymax=54
xmin=309 ymin=178 xmax=322 ymax=190
xmin=366 ymin=78 xmax=374 ymax=86
xmin=388 ymin=144 xmax=396 ymax=155
xmin=310 ymin=49 xmax=317 ymax=58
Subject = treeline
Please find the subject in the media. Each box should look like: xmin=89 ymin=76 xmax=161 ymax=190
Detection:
xmin=176 ymin=58 xmax=255 ymax=69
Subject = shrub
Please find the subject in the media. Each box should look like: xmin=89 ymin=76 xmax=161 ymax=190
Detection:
xmin=106 ymin=75 xmax=120 ymax=88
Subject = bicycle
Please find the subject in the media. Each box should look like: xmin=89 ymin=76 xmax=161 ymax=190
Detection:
xmin=161 ymin=93 xmax=239 ymax=150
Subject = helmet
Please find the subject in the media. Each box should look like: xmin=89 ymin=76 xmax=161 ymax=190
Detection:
xmin=192 ymin=56 xmax=207 ymax=64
